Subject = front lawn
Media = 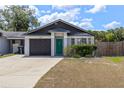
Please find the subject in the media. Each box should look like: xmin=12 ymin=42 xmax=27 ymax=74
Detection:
xmin=0 ymin=54 xmax=15 ymax=58
xmin=106 ymin=57 xmax=124 ymax=63
xmin=34 ymin=58 xmax=124 ymax=88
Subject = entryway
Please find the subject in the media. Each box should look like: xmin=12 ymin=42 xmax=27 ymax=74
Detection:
xmin=55 ymin=38 xmax=63 ymax=56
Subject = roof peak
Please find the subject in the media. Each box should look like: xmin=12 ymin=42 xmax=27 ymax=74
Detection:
xmin=49 ymin=19 xmax=67 ymax=23
xmin=55 ymin=19 xmax=64 ymax=21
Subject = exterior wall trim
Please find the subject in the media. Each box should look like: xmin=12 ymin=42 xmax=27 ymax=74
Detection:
xmin=64 ymin=33 xmax=68 ymax=49
xmin=67 ymin=36 xmax=94 ymax=38
xmin=51 ymin=33 xmax=54 ymax=56
xmin=24 ymin=37 xmax=30 ymax=56
xmin=7 ymin=38 xmax=24 ymax=39
xmin=25 ymin=36 xmax=51 ymax=39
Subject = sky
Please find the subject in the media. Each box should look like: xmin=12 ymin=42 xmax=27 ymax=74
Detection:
xmin=1 ymin=5 xmax=124 ymax=31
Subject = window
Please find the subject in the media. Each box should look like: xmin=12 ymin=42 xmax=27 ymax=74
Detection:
xmin=88 ymin=38 xmax=91 ymax=44
xmin=21 ymin=40 xmax=24 ymax=45
xmin=71 ymin=38 xmax=75 ymax=45
xmin=12 ymin=40 xmax=15 ymax=44
xmin=77 ymin=38 xmax=81 ymax=44
xmin=81 ymin=38 xmax=87 ymax=44
xmin=77 ymin=38 xmax=87 ymax=44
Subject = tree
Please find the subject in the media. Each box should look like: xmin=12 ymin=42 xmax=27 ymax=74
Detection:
xmin=105 ymin=32 xmax=115 ymax=42
xmin=87 ymin=30 xmax=106 ymax=42
xmin=87 ymin=27 xmax=124 ymax=42
xmin=112 ymin=27 xmax=124 ymax=41
xmin=0 ymin=5 xmax=40 ymax=31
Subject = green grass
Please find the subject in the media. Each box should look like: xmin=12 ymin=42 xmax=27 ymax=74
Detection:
xmin=0 ymin=54 xmax=15 ymax=58
xmin=106 ymin=57 xmax=124 ymax=63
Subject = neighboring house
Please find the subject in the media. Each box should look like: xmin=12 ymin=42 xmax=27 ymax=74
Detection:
xmin=0 ymin=19 xmax=94 ymax=56
xmin=0 ymin=31 xmax=25 ymax=55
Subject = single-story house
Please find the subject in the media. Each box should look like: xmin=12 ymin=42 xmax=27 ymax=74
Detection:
xmin=0 ymin=19 xmax=94 ymax=56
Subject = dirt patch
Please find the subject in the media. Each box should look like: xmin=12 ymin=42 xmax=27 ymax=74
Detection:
xmin=34 ymin=58 xmax=124 ymax=88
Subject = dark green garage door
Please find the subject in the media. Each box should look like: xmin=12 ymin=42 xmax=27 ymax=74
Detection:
xmin=30 ymin=39 xmax=51 ymax=55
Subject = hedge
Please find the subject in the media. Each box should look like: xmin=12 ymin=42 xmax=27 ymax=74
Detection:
xmin=64 ymin=44 xmax=97 ymax=58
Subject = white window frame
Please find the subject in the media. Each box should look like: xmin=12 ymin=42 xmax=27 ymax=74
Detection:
xmin=71 ymin=38 xmax=75 ymax=45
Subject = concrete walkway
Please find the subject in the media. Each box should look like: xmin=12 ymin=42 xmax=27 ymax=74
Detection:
xmin=0 ymin=55 xmax=63 ymax=88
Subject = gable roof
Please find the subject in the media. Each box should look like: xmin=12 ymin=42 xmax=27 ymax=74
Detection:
xmin=26 ymin=19 xmax=94 ymax=36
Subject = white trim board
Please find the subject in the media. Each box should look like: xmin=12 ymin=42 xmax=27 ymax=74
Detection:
xmin=25 ymin=35 xmax=94 ymax=38
xmin=67 ymin=36 xmax=94 ymax=38
xmin=7 ymin=38 xmax=24 ymax=40
xmin=25 ymin=36 xmax=51 ymax=39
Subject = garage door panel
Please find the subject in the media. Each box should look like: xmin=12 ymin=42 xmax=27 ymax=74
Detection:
xmin=30 ymin=39 xmax=51 ymax=55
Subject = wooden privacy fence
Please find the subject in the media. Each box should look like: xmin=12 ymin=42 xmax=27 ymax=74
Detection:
xmin=96 ymin=41 xmax=124 ymax=56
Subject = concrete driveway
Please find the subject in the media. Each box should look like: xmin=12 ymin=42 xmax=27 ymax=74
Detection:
xmin=0 ymin=55 xmax=63 ymax=88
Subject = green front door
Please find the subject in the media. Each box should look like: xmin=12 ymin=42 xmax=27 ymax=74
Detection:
xmin=56 ymin=39 xmax=63 ymax=56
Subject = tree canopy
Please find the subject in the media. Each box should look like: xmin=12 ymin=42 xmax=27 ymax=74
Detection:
xmin=0 ymin=5 xmax=40 ymax=31
xmin=88 ymin=27 xmax=124 ymax=42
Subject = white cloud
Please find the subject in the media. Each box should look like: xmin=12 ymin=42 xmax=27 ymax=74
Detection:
xmin=38 ymin=8 xmax=80 ymax=24
xmin=38 ymin=7 xmax=94 ymax=30
xmin=52 ymin=5 xmax=80 ymax=12
xmin=79 ymin=18 xmax=94 ymax=29
xmin=41 ymin=10 xmax=51 ymax=14
xmin=86 ymin=5 xmax=106 ymax=13
xmin=78 ymin=22 xmax=93 ymax=29
xmin=41 ymin=10 xmax=45 ymax=13
xmin=70 ymin=18 xmax=94 ymax=30
xmin=52 ymin=5 xmax=67 ymax=9
xmin=52 ymin=5 xmax=76 ymax=10
xmin=29 ymin=5 xmax=40 ymax=16
xmin=103 ymin=21 xmax=121 ymax=29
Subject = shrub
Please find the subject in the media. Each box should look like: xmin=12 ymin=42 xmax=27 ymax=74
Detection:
xmin=73 ymin=54 xmax=81 ymax=58
xmin=64 ymin=44 xmax=97 ymax=58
